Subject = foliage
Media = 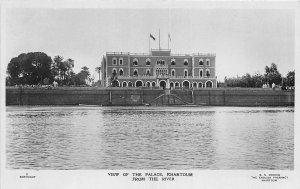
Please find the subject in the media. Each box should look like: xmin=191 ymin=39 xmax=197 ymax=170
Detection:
xmin=6 ymin=52 xmax=53 ymax=85
xmin=110 ymin=72 xmax=119 ymax=87
xmin=71 ymin=66 xmax=91 ymax=86
xmin=263 ymin=63 xmax=282 ymax=85
xmin=6 ymin=52 xmax=92 ymax=87
xmin=224 ymin=72 xmax=264 ymax=88
xmin=224 ymin=63 xmax=291 ymax=88
xmin=52 ymin=56 xmax=75 ymax=85
xmin=95 ymin=66 xmax=101 ymax=81
xmin=286 ymin=70 xmax=294 ymax=87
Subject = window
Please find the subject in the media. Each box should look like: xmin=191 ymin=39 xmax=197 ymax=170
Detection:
xmin=119 ymin=69 xmax=124 ymax=76
xmin=206 ymin=69 xmax=210 ymax=77
xmin=171 ymin=59 xmax=176 ymax=65
xmin=184 ymin=59 xmax=188 ymax=66
xmin=199 ymin=59 xmax=203 ymax=66
xmin=206 ymin=81 xmax=213 ymax=88
xmin=133 ymin=58 xmax=138 ymax=66
xmin=157 ymin=60 xmax=165 ymax=65
xmin=199 ymin=69 xmax=203 ymax=77
xmin=184 ymin=69 xmax=188 ymax=77
xmin=171 ymin=69 xmax=175 ymax=76
xmin=133 ymin=69 xmax=138 ymax=76
xmin=119 ymin=58 xmax=123 ymax=65
xmin=112 ymin=58 xmax=117 ymax=65
xmin=206 ymin=59 xmax=210 ymax=66
xmin=146 ymin=58 xmax=151 ymax=66
xmin=112 ymin=68 xmax=117 ymax=74
xmin=146 ymin=69 xmax=150 ymax=75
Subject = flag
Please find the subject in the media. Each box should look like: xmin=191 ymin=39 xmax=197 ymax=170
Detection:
xmin=168 ymin=33 xmax=171 ymax=42
xmin=150 ymin=34 xmax=156 ymax=40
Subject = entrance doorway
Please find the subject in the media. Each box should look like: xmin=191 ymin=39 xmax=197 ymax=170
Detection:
xmin=183 ymin=81 xmax=190 ymax=88
xmin=136 ymin=80 xmax=143 ymax=87
xmin=159 ymin=80 xmax=166 ymax=89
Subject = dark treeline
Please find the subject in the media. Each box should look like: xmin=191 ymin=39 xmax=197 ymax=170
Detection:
xmin=224 ymin=63 xmax=294 ymax=89
xmin=6 ymin=52 xmax=101 ymax=86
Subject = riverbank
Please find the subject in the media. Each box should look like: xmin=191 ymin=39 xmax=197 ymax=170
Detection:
xmin=6 ymin=87 xmax=294 ymax=106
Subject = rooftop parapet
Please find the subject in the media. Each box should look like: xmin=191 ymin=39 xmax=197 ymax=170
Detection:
xmin=106 ymin=52 xmax=216 ymax=57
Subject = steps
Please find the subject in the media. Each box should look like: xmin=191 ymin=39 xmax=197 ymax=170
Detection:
xmin=149 ymin=93 xmax=190 ymax=106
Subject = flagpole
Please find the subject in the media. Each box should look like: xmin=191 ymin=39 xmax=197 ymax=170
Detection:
xmin=168 ymin=34 xmax=169 ymax=49
xmin=159 ymin=29 xmax=161 ymax=50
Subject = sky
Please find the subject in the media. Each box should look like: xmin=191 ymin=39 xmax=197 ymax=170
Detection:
xmin=5 ymin=8 xmax=295 ymax=81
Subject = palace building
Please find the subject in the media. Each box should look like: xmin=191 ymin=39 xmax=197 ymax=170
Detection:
xmin=101 ymin=49 xmax=217 ymax=88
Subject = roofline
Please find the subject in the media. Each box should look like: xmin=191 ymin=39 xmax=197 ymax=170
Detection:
xmin=106 ymin=52 xmax=216 ymax=57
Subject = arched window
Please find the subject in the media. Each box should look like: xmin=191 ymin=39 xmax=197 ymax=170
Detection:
xmin=122 ymin=81 xmax=127 ymax=87
xmin=171 ymin=58 xmax=176 ymax=65
xmin=206 ymin=59 xmax=210 ymax=66
xmin=193 ymin=82 xmax=197 ymax=88
xmin=157 ymin=60 xmax=165 ymax=65
xmin=135 ymin=80 xmax=143 ymax=87
xmin=128 ymin=82 xmax=133 ymax=87
xmin=152 ymin=82 xmax=156 ymax=87
xmin=133 ymin=69 xmax=138 ymax=76
xmin=146 ymin=81 xmax=151 ymax=87
xmin=133 ymin=58 xmax=138 ymax=66
xmin=146 ymin=69 xmax=150 ymax=75
xmin=184 ymin=69 xmax=188 ymax=77
xmin=182 ymin=80 xmax=190 ymax=88
xmin=206 ymin=80 xmax=213 ymax=88
xmin=112 ymin=57 xmax=117 ymax=65
xmin=184 ymin=59 xmax=188 ymax=66
xmin=206 ymin=69 xmax=210 ymax=77
xmin=198 ymin=82 xmax=203 ymax=88
xmin=171 ymin=69 xmax=175 ymax=76
xmin=199 ymin=69 xmax=203 ymax=77
xmin=199 ymin=59 xmax=204 ymax=66
xmin=119 ymin=69 xmax=124 ymax=76
xmin=119 ymin=58 xmax=123 ymax=65
xmin=146 ymin=58 xmax=151 ymax=66
xmin=170 ymin=82 xmax=174 ymax=88
xmin=112 ymin=68 xmax=117 ymax=74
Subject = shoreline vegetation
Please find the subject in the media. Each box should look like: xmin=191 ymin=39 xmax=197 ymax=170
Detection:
xmin=6 ymin=52 xmax=295 ymax=90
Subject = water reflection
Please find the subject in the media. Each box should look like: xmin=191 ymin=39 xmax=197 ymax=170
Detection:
xmin=6 ymin=106 xmax=294 ymax=170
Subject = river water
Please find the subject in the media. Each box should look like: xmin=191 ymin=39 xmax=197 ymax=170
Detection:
xmin=6 ymin=106 xmax=294 ymax=170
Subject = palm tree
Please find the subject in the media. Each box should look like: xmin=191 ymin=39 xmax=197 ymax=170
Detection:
xmin=95 ymin=66 xmax=101 ymax=81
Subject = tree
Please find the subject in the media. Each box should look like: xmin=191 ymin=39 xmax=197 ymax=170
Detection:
xmin=110 ymin=71 xmax=119 ymax=87
xmin=6 ymin=52 xmax=53 ymax=85
xmin=71 ymin=66 xmax=91 ymax=86
xmin=264 ymin=63 xmax=282 ymax=85
xmin=252 ymin=72 xmax=264 ymax=88
xmin=6 ymin=56 xmax=22 ymax=85
xmin=53 ymin=55 xmax=64 ymax=82
xmin=286 ymin=70 xmax=294 ymax=87
xmin=52 ymin=56 xmax=75 ymax=85
xmin=95 ymin=66 xmax=101 ymax=81
xmin=63 ymin=58 xmax=75 ymax=85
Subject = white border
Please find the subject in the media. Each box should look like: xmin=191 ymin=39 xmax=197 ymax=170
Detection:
xmin=1 ymin=1 xmax=299 ymax=189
